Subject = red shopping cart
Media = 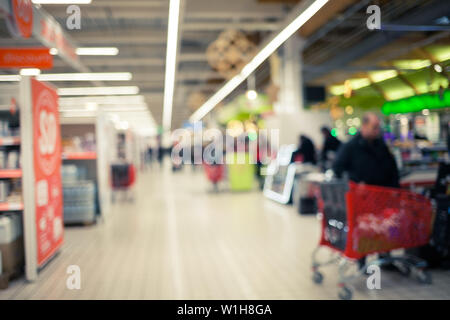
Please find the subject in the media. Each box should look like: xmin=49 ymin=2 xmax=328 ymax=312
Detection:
xmin=312 ymin=181 xmax=433 ymax=299
xmin=203 ymin=163 xmax=225 ymax=192
xmin=111 ymin=163 xmax=136 ymax=202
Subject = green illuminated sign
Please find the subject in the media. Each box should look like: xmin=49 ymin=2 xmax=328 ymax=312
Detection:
xmin=331 ymin=128 xmax=337 ymax=137
xmin=382 ymin=90 xmax=450 ymax=114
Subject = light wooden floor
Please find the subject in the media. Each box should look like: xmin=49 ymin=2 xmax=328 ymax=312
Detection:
xmin=1 ymin=163 xmax=449 ymax=300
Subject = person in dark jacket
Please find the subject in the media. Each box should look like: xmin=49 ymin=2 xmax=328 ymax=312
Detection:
xmin=291 ymin=135 xmax=317 ymax=165
xmin=332 ymin=112 xmax=399 ymax=188
xmin=332 ymin=112 xmax=400 ymax=271
xmin=320 ymin=126 xmax=341 ymax=170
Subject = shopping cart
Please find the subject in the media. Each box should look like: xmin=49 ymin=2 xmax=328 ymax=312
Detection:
xmin=203 ymin=163 xmax=225 ymax=192
xmin=311 ymin=181 xmax=433 ymax=300
xmin=111 ymin=163 xmax=136 ymax=202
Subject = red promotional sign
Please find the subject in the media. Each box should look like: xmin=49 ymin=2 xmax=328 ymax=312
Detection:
xmin=0 ymin=48 xmax=53 ymax=69
xmin=40 ymin=19 xmax=78 ymax=63
xmin=12 ymin=0 xmax=33 ymax=38
xmin=31 ymin=78 xmax=64 ymax=266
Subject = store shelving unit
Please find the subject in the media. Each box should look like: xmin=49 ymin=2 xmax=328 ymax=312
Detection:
xmin=62 ymin=151 xmax=97 ymax=160
xmin=0 ymin=77 xmax=64 ymax=283
xmin=60 ymin=114 xmax=115 ymax=224
xmin=0 ymin=86 xmax=23 ymax=215
xmin=0 ymin=202 xmax=24 ymax=212
xmin=0 ymin=136 xmax=20 ymax=146
xmin=0 ymin=169 xmax=22 ymax=178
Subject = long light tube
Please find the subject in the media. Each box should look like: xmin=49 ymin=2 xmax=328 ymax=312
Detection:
xmin=36 ymin=72 xmax=132 ymax=81
xmin=76 ymin=47 xmax=119 ymax=56
xmin=59 ymin=104 xmax=149 ymax=112
xmin=162 ymin=0 xmax=181 ymax=132
xmin=190 ymin=0 xmax=329 ymax=122
xmin=59 ymin=95 xmax=145 ymax=105
xmin=0 ymin=75 xmax=21 ymax=82
xmin=59 ymin=104 xmax=149 ymax=111
xmin=32 ymin=0 xmax=92 ymax=4
xmin=101 ymin=107 xmax=149 ymax=112
xmin=0 ymin=72 xmax=132 ymax=82
xmin=58 ymin=86 xmax=139 ymax=96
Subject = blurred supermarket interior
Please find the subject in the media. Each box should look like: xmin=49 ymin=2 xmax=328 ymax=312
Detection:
xmin=0 ymin=0 xmax=449 ymax=300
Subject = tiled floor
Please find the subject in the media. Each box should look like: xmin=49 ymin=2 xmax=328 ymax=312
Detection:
xmin=1 ymin=163 xmax=449 ymax=300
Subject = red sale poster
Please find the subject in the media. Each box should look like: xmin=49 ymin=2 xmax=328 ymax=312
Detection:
xmin=31 ymin=78 xmax=64 ymax=266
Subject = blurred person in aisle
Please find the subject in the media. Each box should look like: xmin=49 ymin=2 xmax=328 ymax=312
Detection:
xmin=255 ymin=131 xmax=271 ymax=190
xmin=147 ymin=145 xmax=154 ymax=168
xmin=171 ymin=136 xmax=186 ymax=172
xmin=332 ymin=112 xmax=399 ymax=188
xmin=157 ymin=135 xmax=164 ymax=168
xmin=320 ymin=126 xmax=341 ymax=171
xmin=332 ymin=112 xmax=399 ymax=271
xmin=291 ymin=134 xmax=317 ymax=165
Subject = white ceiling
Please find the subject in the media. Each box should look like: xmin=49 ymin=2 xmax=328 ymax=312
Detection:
xmin=34 ymin=0 xmax=294 ymax=129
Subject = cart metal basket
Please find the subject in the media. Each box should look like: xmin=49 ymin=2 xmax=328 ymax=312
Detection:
xmin=312 ymin=181 xmax=433 ymax=299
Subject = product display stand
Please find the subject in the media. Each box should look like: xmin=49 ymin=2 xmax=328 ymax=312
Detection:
xmin=60 ymin=113 xmax=115 ymax=224
xmin=20 ymin=76 xmax=63 ymax=282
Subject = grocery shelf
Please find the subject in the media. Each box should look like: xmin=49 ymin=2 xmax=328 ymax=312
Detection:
xmin=62 ymin=151 xmax=97 ymax=160
xmin=0 ymin=136 xmax=20 ymax=146
xmin=0 ymin=202 xmax=23 ymax=211
xmin=0 ymin=169 xmax=22 ymax=178
xmin=400 ymin=170 xmax=438 ymax=188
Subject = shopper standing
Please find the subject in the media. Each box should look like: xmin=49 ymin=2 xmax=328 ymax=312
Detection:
xmin=157 ymin=135 xmax=164 ymax=168
xmin=320 ymin=126 xmax=341 ymax=170
xmin=332 ymin=112 xmax=400 ymax=271
xmin=332 ymin=112 xmax=399 ymax=188
xmin=291 ymin=135 xmax=317 ymax=165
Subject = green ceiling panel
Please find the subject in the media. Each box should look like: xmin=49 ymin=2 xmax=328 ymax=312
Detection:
xmin=377 ymin=77 xmax=416 ymax=100
xmin=425 ymin=45 xmax=450 ymax=62
xmin=382 ymin=89 xmax=450 ymax=114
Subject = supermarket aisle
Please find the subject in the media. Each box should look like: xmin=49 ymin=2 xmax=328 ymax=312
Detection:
xmin=1 ymin=165 xmax=450 ymax=300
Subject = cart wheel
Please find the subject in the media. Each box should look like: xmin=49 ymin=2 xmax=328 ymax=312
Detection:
xmin=338 ymin=286 xmax=352 ymax=300
xmin=416 ymin=270 xmax=432 ymax=285
xmin=312 ymin=271 xmax=323 ymax=284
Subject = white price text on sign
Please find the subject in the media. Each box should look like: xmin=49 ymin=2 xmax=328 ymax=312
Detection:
xmin=39 ymin=110 xmax=57 ymax=156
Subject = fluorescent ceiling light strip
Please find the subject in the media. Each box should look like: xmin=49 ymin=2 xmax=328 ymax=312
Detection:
xmin=162 ymin=0 xmax=181 ymax=132
xmin=190 ymin=0 xmax=329 ymax=122
xmin=0 ymin=75 xmax=21 ymax=81
xmin=60 ymin=111 xmax=96 ymax=117
xmin=102 ymin=107 xmax=149 ymax=112
xmin=37 ymin=72 xmax=132 ymax=81
xmin=59 ymin=95 xmax=145 ymax=105
xmin=32 ymin=0 xmax=92 ymax=4
xmin=117 ymin=116 xmax=153 ymax=122
xmin=59 ymin=108 xmax=97 ymax=113
xmin=117 ymin=113 xmax=153 ymax=118
xmin=60 ymin=104 xmax=149 ymax=111
xmin=57 ymin=86 xmax=139 ymax=96
xmin=76 ymin=47 xmax=119 ymax=56
xmin=60 ymin=104 xmax=148 ymax=111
